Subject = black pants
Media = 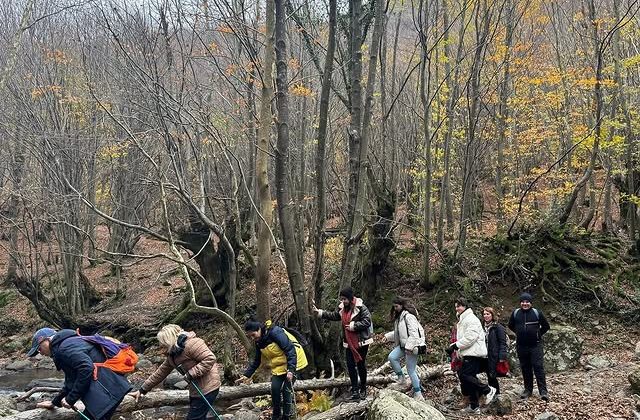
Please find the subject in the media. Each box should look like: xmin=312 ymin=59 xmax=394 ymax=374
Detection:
xmin=345 ymin=345 xmax=369 ymax=393
xmin=271 ymin=374 xmax=295 ymax=420
xmin=517 ymin=344 xmax=547 ymax=395
xmin=487 ymin=374 xmax=500 ymax=395
xmin=458 ymin=356 xmax=490 ymax=409
xmin=186 ymin=389 xmax=219 ymax=420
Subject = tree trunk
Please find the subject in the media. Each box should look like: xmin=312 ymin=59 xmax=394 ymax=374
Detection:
xmin=311 ymin=0 xmax=337 ymax=308
xmin=274 ymin=0 xmax=312 ymax=341
xmin=256 ymin=0 xmax=275 ymax=322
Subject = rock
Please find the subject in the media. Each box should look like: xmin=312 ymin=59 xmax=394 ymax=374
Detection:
xmin=0 ymin=396 xmax=18 ymax=416
xmin=535 ymin=412 xmax=559 ymax=420
xmin=634 ymin=342 xmax=640 ymax=361
xmin=5 ymin=360 xmax=33 ymax=371
xmin=634 ymin=411 xmax=640 ymax=420
xmin=163 ymin=280 xmax=172 ymax=287
xmin=629 ymin=367 xmax=640 ymax=393
xmin=36 ymin=358 xmax=56 ymax=370
xmin=136 ymin=358 xmax=154 ymax=369
xmin=542 ymin=325 xmax=583 ymax=373
xmin=174 ymin=380 xmax=189 ymax=390
xmin=583 ymin=355 xmax=613 ymax=370
xmin=2 ymin=339 xmax=25 ymax=354
xmin=163 ymin=371 xmax=184 ymax=389
xmin=25 ymin=378 xmax=65 ymax=390
xmin=484 ymin=395 xmax=512 ymax=415
xmin=367 ymin=389 xmax=445 ymax=420
xmin=233 ymin=409 xmax=260 ymax=420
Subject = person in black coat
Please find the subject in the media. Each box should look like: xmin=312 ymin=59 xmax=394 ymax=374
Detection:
xmin=27 ymin=328 xmax=132 ymax=420
xmin=508 ymin=292 xmax=551 ymax=401
xmin=482 ymin=307 xmax=508 ymax=395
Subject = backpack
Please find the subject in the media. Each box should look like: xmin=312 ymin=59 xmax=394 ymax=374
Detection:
xmin=514 ymin=308 xmax=539 ymax=320
xmin=265 ymin=320 xmax=310 ymax=354
xmin=77 ymin=332 xmax=139 ymax=380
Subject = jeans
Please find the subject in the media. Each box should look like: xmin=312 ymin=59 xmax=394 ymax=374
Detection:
xmin=517 ymin=344 xmax=547 ymax=395
xmin=457 ymin=356 xmax=490 ymax=409
xmin=186 ymin=389 xmax=219 ymax=420
xmin=271 ymin=374 xmax=295 ymax=420
xmin=388 ymin=346 xmax=420 ymax=392
xmin=345 ymin=345 xmax=369 ymax=392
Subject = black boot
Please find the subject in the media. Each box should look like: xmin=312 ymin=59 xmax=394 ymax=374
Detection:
xmin=350 ymin=389 xmax=360 ymax=401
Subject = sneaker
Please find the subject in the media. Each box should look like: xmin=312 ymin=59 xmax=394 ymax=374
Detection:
xmin=359 ymin=388 xmax=367 ymax=400
xmin=413 ymin=391 xmax=425 ymax=401
xmin=540 ymin=392 xmax=549 ymax=402
xmin=389 ymin=376 xmax=409 ymax=390
xmin=484 ymin=386 xmax=497 ymax=405
xmin=461 ymin=405 xmax=481 ymax=414
xmin=350 ymin=390 xmax=360 ymax=401
xmin=520 ymin=389 xmax=532 ymax=399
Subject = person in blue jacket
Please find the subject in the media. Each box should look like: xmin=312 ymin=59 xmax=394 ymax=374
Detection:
xmin=27 ymin=327 xmax=132 ymax=420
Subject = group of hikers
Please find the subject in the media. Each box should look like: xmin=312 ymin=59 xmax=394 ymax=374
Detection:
xmin=25 ymin=287 xmax=550 ymax=419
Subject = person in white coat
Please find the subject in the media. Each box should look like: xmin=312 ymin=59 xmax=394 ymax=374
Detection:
xmin=446 ymin=298 xmax=496 ymax=413
xmin=384 ymin=297 xmax=426 ymax=401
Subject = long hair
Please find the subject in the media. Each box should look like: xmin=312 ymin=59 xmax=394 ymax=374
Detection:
xmin=389 ymin=296 xmax=418 ymax=322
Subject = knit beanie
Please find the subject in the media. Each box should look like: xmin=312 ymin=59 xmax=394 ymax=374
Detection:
xmin=339 ymin=286 xmax=354 ymax=301
xmin=519 ymin=292 xmax=533 ymax=302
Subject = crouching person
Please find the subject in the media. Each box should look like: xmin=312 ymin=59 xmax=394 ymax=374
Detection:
xmin=129 ymin=324 xmax=221 ymax=420
xmin=237 ymin=320 xmax=308 ymax=420
xmin=27 ymin=327 xmax=132 ymax=420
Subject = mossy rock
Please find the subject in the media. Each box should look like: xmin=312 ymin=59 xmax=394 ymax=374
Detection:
xmin=367 ymin=389 xmax=445 ymax=420
xmin=543 ymin=325 xmax=583 ymax=373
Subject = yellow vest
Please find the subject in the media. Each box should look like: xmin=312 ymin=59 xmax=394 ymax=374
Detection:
xmin=260 ymin=329 xmax=308 ymax=376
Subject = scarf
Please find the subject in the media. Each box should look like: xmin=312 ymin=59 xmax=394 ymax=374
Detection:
xmin=341 ymin=299 xmax=362 ymax=363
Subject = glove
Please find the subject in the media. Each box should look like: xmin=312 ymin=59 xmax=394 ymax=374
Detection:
xmin=412 ymin=347 xmax=419 ymax=355
xmin=446 ymin=343 xmax=458 ymax=356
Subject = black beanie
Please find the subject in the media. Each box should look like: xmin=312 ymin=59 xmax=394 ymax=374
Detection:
xmin=339 ymin=286 xmax=354 ymax=301
xmin=519 ymin=292 xmax=533 ymax=302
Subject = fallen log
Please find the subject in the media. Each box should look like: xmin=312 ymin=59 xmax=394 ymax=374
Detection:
xmin=303 ymin=399 xmax=371 ymax=420
xmin=6 ymin=364 xmax=449 ymax=420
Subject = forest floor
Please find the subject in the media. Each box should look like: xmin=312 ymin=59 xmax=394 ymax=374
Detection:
xmin=0 ymin=225 xmax=639 ymax=419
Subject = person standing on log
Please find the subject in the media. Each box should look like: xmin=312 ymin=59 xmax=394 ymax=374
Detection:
xmin=508 ymin=292 xmax=550 ymax=401
xmin=384 ymin=296 xmax=427 ymax=401
xmin=236 ymin=320 xmax=308 ymax=420
xmin=483 ymin=307 xmax=508 ymax=395
xmin=27 ymin=327 xmax=132 ymax=420
xmin=128 ymin=324 xmax=220 ymax=420
xmin=446 ymin=298 xmax=496 ymax=414
xmin=312 ymin=286 xmax=373 ymax=401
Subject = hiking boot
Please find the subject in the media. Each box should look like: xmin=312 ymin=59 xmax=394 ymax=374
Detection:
xmin=413 ymin=391 xmax=425 ymax=401
xmin=350 ymin=390 xmax=360 ymax=401
xmin=359 ymin=388 xmax=367 ymax=400
xmin=540 ymin=392 xmax=549 ymax=402
xmin=484 ymin=386 xmax=497 ymax=405
xmin=461 ymin=405 xmax=481 ymax=415
xmin=520 ymin=389 xmax=532 ymax=399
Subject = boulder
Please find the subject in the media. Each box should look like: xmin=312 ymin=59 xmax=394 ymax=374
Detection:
xmin=0 ymin=396 xmax=18 ymax=416
xmin=25 ymin=378 xmax=65 ymax=390
xmin=367 ymin=390 xmax=445 ymax=420
xmin=629 ymin=367 xmax=640 ymax=393
xmin=582 ymin=355 xmax=613 ymax=370
xmin=232 ymin=409 xmax=260 ymax=420
xmin=542 ymin=325 xmax=583 ymax=373
xmin=135 ymin=358 xmax=154 ymax=370
xmin=174 ymin=380 xmax=189 ymax=390
xmin=5 ymin=360 xmax=33 ymax=371
xmin=535 ymin=412 xmax=559 ymax=420
xmin=2 ymin=338 xmax=25 ymax=354
xmin=484 ymin=394 xmax=512 ymax=415
xmin=163 ymin=371 xmax=184 ymax=389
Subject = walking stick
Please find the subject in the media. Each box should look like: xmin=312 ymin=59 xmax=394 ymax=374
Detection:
xmin=176 ymin=364 xmax=222 ymax=420
xmin=71 ymin=405 xmax=92 ymax=420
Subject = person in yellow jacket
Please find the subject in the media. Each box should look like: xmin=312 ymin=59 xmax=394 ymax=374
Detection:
xmin=236 ymin=320 xmax=308 ymax=420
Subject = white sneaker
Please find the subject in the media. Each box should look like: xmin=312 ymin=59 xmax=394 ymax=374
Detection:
xmin=389 ymin=376 xmax=409 ymax=390
xmin=484 ymin=386 xmax=497 ymax=405
xmin=413 ymin=391 xmax=425 ymax=401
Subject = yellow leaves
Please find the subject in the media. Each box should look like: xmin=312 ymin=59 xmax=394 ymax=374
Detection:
xmin=207 ymin=41 xmax=219 ymax=52
xmin=216 ymin=24 xmax=234 ymax=34
xmin=324 ymin=237 xmax=343 ymax=265
xmin=575 ymin=78 xmax=617 ymax=89
xmin=290 ymin=83 xmax=313 ymax=97
xmin=622 ymin=54 xmax=640 ymax=69
xmin=296 ymin=390 xmax=332 ymax=417
xmin=44 ymin=49 xmax=70 ymax=64
xmin=98 ymin=143 xmax=129 ymax=160
xmin=288 ymin=58 xmax=301 ymax=71
xmin=31 ymin=84 xmax=63 ymax=99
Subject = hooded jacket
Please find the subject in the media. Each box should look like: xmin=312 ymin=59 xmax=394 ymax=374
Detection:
xmin=243 ymin=325 xmax=308 ymax=377
xmin=318 ymin=297 xmax=373 ymax=348
xmin=485 ymin=322 xmax=508 ymax=375
xmin=384 ymin=310 xmax=426 ymax=351
xmin=455 ymin=308 xmax=488 ymax=358
xmin=141 ymin=331 xmax=220 ymax=397
xmin=50 ymin=329 xmax=132 ymax=419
